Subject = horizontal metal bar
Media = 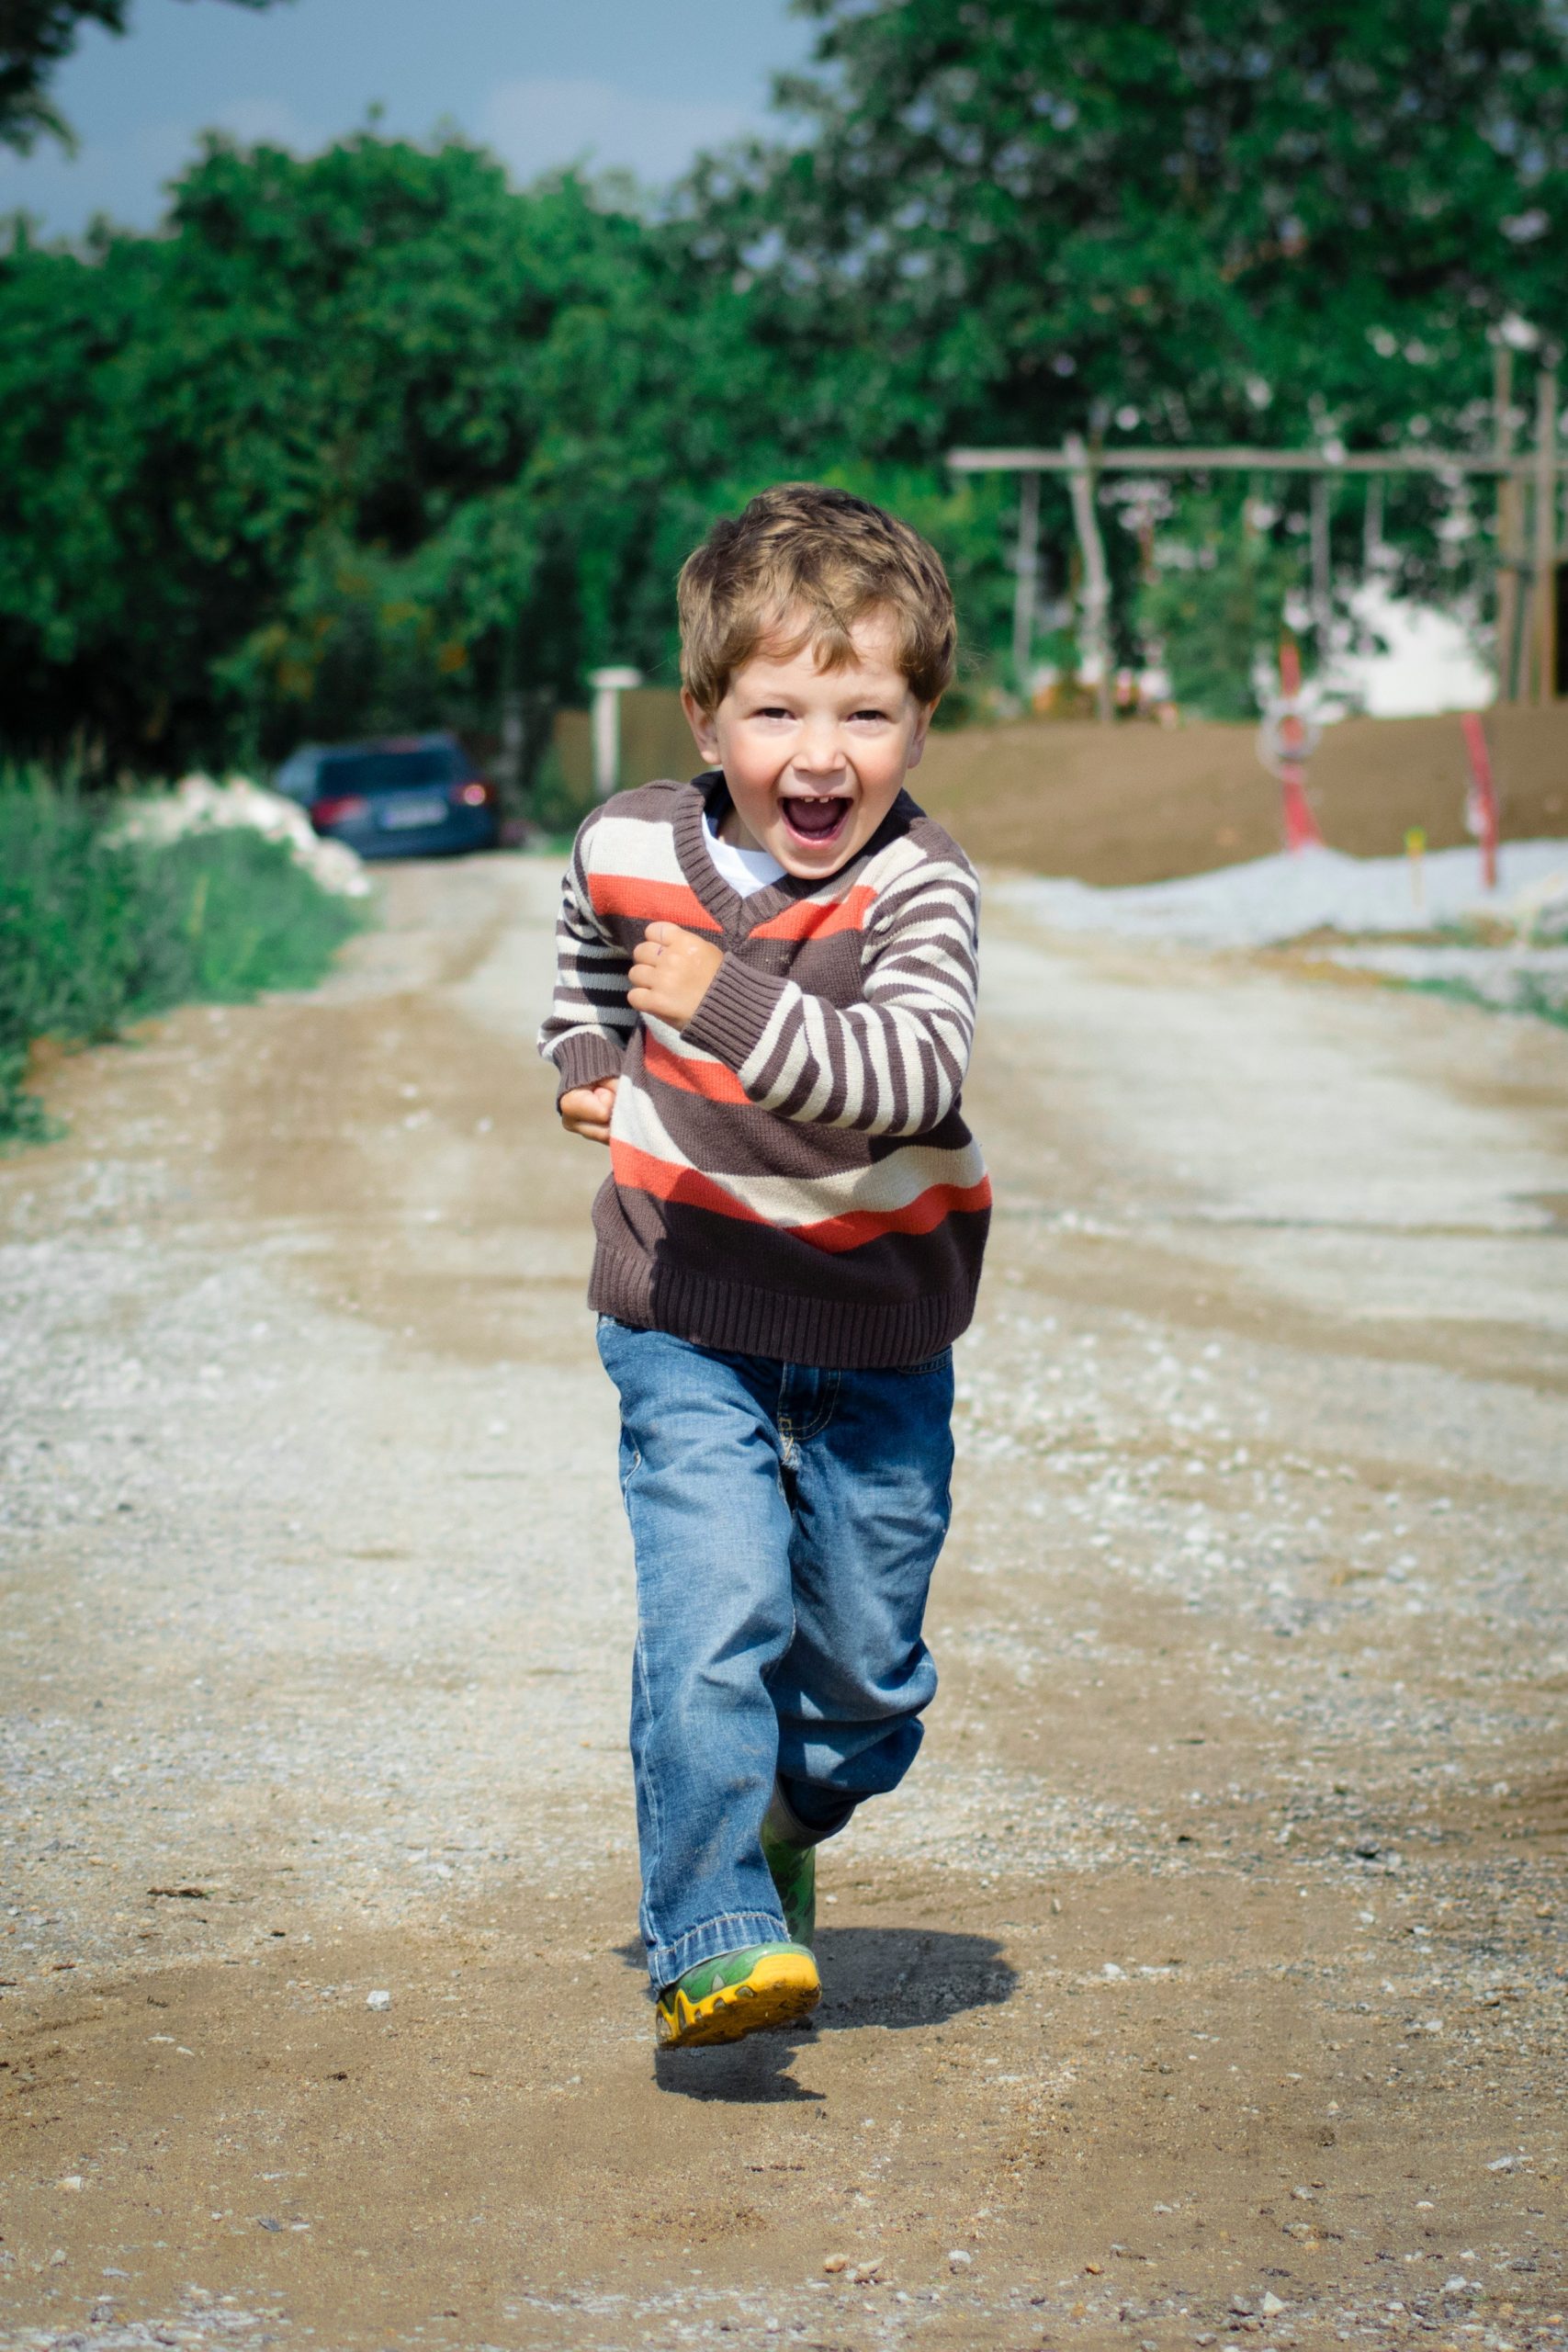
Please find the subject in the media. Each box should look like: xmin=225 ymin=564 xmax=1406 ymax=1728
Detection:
xmin=948 ymin=445 xmax=1568 ymax=479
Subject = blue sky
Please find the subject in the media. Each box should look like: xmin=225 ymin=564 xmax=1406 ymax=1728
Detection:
xmin=0 ymin=0 xmax=811 ymax=237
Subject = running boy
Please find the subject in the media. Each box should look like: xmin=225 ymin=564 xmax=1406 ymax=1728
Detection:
xmin=537 ymin=483 xmax=990 ymax=2047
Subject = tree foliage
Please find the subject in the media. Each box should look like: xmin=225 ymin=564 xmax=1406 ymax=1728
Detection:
xmin=703 ymin=0 xmax=1568 ymax=455
xmin=0 ymin=137 xmax=792 ymax=766
xmin=686 ymin=0 xmax=1568 ymax=707
xmin=6 ymin=0 xmax=1568 ymax=767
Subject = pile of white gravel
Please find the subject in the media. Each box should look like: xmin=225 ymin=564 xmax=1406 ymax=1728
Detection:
xmin=998 ymin=839 xmax=1568 ymax=951
xmin=113 ymin=773 xmax=371 ymax=899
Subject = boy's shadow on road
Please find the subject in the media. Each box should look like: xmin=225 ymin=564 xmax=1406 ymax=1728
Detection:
xmin=616 ymin=1928 xmax=1017 ymax=2104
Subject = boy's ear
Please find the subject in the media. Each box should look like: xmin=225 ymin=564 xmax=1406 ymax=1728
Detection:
xmin=905 ymin=696 xmax=939 ymax=771
xmin=682 ymin=687 xmax=722 ymax=766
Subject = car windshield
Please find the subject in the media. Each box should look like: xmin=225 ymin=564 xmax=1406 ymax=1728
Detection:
xmin=317 ymin=746 xmax=457 ymax=793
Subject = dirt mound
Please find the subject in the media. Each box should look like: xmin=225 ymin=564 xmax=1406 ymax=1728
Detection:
xmin=917 ymin=705 xmax=1568 ymax=885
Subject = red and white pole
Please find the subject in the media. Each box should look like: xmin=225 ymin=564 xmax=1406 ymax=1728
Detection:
xmin=1276 ymin=638 xmax=1325 ymax=853
xmin=1460 ymin=711 xmax=1499 ymax=893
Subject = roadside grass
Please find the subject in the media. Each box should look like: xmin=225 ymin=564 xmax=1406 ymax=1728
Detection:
xmin=1 ymin=775 xmax=367 ymax=1144
xmin=1404 ymin=972 xmax=1568 ymax=1028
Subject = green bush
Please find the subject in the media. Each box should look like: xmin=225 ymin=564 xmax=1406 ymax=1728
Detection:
xmin=0 ymin=780 xmax=366 ymax=1142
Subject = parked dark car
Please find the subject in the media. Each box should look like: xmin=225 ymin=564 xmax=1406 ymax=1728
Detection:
xmin=302 ymin=734 xmax=500 ymax=858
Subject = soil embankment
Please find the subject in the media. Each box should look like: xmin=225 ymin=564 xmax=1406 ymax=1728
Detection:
xmin=917 ymin=705 xmax=1568 ymax=884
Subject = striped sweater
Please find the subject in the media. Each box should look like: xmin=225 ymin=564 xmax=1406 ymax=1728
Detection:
xmin=537 ymin=772 xmax=990 ymax=1368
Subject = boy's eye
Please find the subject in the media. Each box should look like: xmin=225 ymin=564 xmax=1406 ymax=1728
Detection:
xmin=849 ymin=707 xmax=890 ymax=722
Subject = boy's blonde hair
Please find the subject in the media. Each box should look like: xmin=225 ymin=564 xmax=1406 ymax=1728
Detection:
xmin=677 ymin=483 xmax=956 ymax=713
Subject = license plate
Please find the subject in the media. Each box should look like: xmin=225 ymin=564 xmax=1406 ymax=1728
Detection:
xmin=378 ymin=797 xmax=447 ymax=830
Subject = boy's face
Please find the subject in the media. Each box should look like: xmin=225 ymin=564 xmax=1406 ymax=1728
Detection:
xmin=682 ymin=610 xmax=935 ymax=879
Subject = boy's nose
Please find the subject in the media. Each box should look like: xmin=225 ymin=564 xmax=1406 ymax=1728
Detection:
xmin=793 ymin=724 xmax=849 ymax=781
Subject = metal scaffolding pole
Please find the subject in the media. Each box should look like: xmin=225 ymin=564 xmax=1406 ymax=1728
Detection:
xmin=953 ymin=410 xmax=1568 ymax=713
xmin=1493 ymin=345 xmax=1521 ymax=706
xmin=950 ymin=444 xmax=1568 ymax=478
xmin=1533 ymin=366 xmax=1559 ymax=705
xmin=1362 ymin=474 xmax=1384 ymax=574
xmin=1310 ymin=474 xmax=1333 ymax=655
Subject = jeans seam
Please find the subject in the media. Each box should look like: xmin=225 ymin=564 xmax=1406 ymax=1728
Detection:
xmin=624 ymin=1447 xmax=668 ymax=1956
xmin=632 ymin=1626 xmax=671 ymax=1953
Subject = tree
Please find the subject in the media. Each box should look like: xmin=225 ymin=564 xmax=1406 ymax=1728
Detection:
xmin=678 ymin=0 xmax=1568 ymax=705
xmin=0 ymin=133 xmax=791 ymax=769
xmin=1 ymin=0 xmax=290 ymax=154
xmin=696 ymin=0 xmax=1568 ymax=458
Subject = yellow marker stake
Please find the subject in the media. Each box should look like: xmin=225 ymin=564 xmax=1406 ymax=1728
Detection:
xmin=1405 ymin=826 xmax=1427 ymax=915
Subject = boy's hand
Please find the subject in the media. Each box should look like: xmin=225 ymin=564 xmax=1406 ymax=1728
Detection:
xmin=628 ymin=922 xmax=724 ymax=1031
xmin=558 ymin=1078 xmax=619 ymax=1145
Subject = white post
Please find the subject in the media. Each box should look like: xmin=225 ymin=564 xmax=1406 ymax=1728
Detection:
xmin=1066 ymin=435 xmax=1112 ymax=722
xmin=587 ymin=665 xmax=643 ymax=798
xmin=1012 ymin=468 xmax=1041 ymax=699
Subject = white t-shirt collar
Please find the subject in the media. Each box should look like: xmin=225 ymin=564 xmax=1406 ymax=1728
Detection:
xmin=703 ymin=806 xmax=785 ymax=899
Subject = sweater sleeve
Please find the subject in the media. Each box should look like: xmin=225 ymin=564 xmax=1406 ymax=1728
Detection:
xmin=536 ymin=815 xmax=637 ymax=1100
xmin=682 ymin=849 xmax=980 ymax=1136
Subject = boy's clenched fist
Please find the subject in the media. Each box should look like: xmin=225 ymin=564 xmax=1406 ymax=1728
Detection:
xmin=627 ymin=922 xmax=724 ymax=1030
xmin=558 ymin=1077 xmax=618 ymax=1144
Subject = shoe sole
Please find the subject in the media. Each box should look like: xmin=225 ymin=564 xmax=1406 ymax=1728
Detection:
xmin=657 ymin=1950 xmax=821 ymax=2049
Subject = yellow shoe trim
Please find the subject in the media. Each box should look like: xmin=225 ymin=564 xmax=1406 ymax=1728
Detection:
xmin=656 ymin=1948 xmax=821 ymax=2049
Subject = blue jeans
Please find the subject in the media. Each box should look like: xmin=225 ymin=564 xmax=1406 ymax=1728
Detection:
xmin=595 ymin=1317 xmax=954 ymax=1991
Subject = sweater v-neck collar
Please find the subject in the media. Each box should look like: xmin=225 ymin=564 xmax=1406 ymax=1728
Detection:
xmin=677 ymin=772 xmax=912 ymax=941
xmin=678 ymin=773 xmax=824 ymax=939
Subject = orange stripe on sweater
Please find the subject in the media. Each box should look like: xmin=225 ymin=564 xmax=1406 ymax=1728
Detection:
xmin=791 ymin=1176 xmax=993 ymax=1254
xmin=747 ymin=884 xmax=876 ymax=943
xmin=641 ymin=1034 xmax=750 ymax=1105
xmin=610 ymin=1145 xmax=991 ymax=1253
xmin=610 ymin=1141 xmax=767 ymax=1225
xmin=587 ymin=875 xmax=723 ymax=931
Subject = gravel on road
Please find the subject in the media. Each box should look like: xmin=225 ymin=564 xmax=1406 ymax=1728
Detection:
xmin=2 ymin=854 xmax=1565 ymax=2352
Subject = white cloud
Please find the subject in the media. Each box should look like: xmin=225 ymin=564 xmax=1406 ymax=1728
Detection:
xmin=476 ymin=74 xmax=750 ymax=189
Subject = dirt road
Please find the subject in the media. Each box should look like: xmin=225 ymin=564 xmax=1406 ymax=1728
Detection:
xmin=3 ymin=855 xmax=1566 ymax=2352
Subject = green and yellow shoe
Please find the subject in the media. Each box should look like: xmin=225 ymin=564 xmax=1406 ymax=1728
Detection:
xmin=655 ymin=1942 xmax=820 ymax=2049
xmin=761 ymin=1816 xmax=818 ymax=1948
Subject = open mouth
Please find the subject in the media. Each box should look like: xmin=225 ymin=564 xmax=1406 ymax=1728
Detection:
xmin=782 ymin=795 xmax=852 ymax=845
